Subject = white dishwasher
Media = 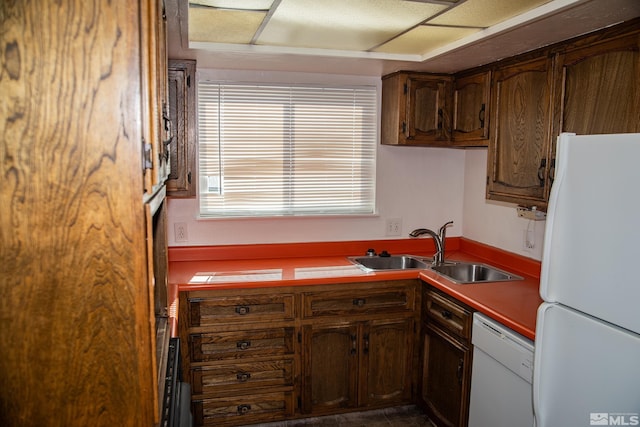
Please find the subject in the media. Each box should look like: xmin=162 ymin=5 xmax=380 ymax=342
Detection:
xmin=468 ymin=312 xmax=535 ymax=427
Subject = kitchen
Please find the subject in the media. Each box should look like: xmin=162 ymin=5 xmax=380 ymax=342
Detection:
xmin=1 ymin=1 xmax=639 ymax=427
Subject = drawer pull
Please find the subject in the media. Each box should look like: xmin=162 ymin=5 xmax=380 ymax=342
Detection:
xmin=235 ymin=305 xmax=251 ymax=315
xmin=353 ymin=298 xmax=366 ymax=307
xmin=236 ymin=372 xmax=251 ymax=382
xmin=237 ymin=404 xmax=251 ymax=415
xmin=237 ymin=340 xmax=251 ymax=350
xmin=351 ymin=334 xmax=357 ymax=355
xmin=441 ymin=310 xmax=453 ymax=319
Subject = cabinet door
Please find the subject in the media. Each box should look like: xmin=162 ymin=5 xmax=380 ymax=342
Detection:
xmin=301 ymin=323 xmax=359 ymax=414
xmin=167 ymin=59 xmax=197 ymax=197
xmin=487 ymin=56 xmax=554 ymax=207
xmin=452 ymin=71 xmax=491 ymax=145
xmin=142 ymin=0 xmax=171 ymax=196
xmin=360 ymin=318 xmax=414 ymax=407
xmin=554 ymin=33 xmax=639 ymax=138
xmin=406 ymin=76 xmax=452 ymax=144
xmin=421 ymin=322 xmax=472 ymax=427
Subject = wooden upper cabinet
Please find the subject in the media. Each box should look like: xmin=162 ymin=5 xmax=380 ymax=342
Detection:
xmin=142 ymin=0 xmax=171 ymax=198
xmin=553 ymin=32 xmax=640 ymax=138
xmin=452 ymin=71 xmax=491 ymax=146
xmin=381 ymin=72 xmax=453 ymax=146
xmin=486 ymin=55 xmax=554 ymax=207
xmin=2 ymin=1 xmax=166 ymax=425
xmin=167 ymin=59 xmax=197 ymax=197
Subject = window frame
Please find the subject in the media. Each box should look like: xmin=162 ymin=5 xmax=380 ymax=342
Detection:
xmin=195 ymin=69 xmax=380 ymax=219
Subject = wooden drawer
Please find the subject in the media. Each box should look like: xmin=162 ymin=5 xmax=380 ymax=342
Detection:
xmin=302 ymin=284 xmax=416 ymax=319
xmin=192 ymin=390 xmax=295 ymax=426
xmin=186 ymin=293 xmax=295 ymax=327
xmin=190 ymin=327 xmax=295 ymax=362
xmin=191 ymin=358 xmax=294 ymax=395
xmin=423 ymin=289 xmax=472 ymax=340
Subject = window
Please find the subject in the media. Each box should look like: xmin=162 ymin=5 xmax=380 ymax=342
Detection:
xmin=198 ymin=81 xmax=377 ymax=217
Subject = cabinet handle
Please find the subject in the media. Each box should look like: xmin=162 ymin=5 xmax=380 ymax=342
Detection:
xmin=235 ymin=305 xmax=251 ymax=315
xmin=351 ymin=334 xmax=358 ymax=355
xmin=438 ymin=108 xmax=443 ymax=130
xmin=237 ymin=340 xmax=251 ymax=350
xmin=363 ymin=333 xmax=370 ymax=355
xmin=538 ymin=158 xmax=547 ymax=187
xmin=441 ymin=310 xmax=453 ymax=319
xmin=236 ymin=372 xmax=251 ymax=382
xmin=479 ymin=103 xmax=485 ymax=128
xmin=457 ymin=359 xmax=464 ymax=384
xmin=353 ymin=298 xmax=366 ymax=307
xmin=237 ymin=404 xmax=251 ymax=415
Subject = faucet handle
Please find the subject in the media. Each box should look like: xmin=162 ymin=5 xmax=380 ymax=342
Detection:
xmin=409 ymin=228 xmax=429 ymax=238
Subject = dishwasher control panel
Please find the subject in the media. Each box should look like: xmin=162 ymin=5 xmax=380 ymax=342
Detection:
xmin=472 ymin=312 xmax=534 ymax=383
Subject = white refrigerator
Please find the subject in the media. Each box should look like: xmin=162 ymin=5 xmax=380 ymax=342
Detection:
xmin=533 ymin=133 xmax=640 ymax=427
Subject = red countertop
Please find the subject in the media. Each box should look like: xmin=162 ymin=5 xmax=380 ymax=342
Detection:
xmin=168 ymin=238 xmax=542 ymax=340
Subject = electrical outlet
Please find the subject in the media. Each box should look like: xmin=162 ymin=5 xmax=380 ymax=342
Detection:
xmin=386 ymin=218 xmax=402 ymax=236
xmin=174 ymin=222 xmax=188 ymax=242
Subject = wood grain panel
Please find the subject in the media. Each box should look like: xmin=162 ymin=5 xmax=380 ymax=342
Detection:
xmin=0 ymin=2 xmax=155 ymax=426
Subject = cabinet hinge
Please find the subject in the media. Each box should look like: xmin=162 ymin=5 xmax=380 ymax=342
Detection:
xmin=403 ymin=83 xmax=408 ymax=94
xmin=402 ymin=122 xmax=407 ymax=134
xmin=187 ymin=171 xmax=192 ymax=184
xmin=142 ymin=138 xmax=152 ymax=170
xmin=187 ymin=74 xmax=191 ymax=88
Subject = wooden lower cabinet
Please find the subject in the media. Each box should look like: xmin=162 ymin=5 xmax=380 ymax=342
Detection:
xmin=192 ymin=391 xmax=295 ymax=426
xmin=302 ymin=317 xmax=414 ymax=415
xmin=180 ymin=280 xmax=420 ymax=425
xmin=421 ymin=322 xmax=473 ymax=427
xmin=420 ymin=287 xmax=474 ymax=427
xmin=302 ymin=323 xmax=359 ymax=413
xmin=180 ymin=290 xmax=297 ymax=427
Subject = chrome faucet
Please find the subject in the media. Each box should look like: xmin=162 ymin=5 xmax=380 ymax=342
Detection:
xmin=409 ymin=221 xmax=453 ymax=265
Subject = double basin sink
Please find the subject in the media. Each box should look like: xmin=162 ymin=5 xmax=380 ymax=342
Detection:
xmin=348 ymin=255 xmax=523 ymax=284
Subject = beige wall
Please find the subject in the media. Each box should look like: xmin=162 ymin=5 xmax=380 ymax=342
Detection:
xmin=167 ymin=68 xmax=545 ymax=261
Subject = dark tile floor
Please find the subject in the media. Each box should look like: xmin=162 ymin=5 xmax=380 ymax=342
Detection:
xmin=241 ymin=405 xmax=435 ymax=427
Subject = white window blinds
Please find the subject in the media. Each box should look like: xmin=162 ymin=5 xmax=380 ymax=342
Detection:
xmin=198 ymin=82 xmax=377 ymax=217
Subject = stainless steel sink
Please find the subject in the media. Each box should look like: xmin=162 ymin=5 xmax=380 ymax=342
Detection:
xmin=429 ymin=261 xmax=523 ymax=284
xmin=349 ymin=255 xmax=430 ymax=271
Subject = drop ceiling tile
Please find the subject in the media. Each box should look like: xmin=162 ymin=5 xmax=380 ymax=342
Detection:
xmin=189 ymin=8 xmax=266 ymax=44
xmin=256 ymin=0 xmax=449 ymax=51
xmin=190 ymin=0 xmax=274 ymax=10
xmin=429 ymin=0 xmax=552 ymax=27
xmin=373 ymin=25 xmax=480 ymax=55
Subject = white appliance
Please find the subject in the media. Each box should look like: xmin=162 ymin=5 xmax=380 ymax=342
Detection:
xmin=469 ymin=312 xmax=534 ymax=427
xmin=533 ymin=133 xmax=640 ymax=427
